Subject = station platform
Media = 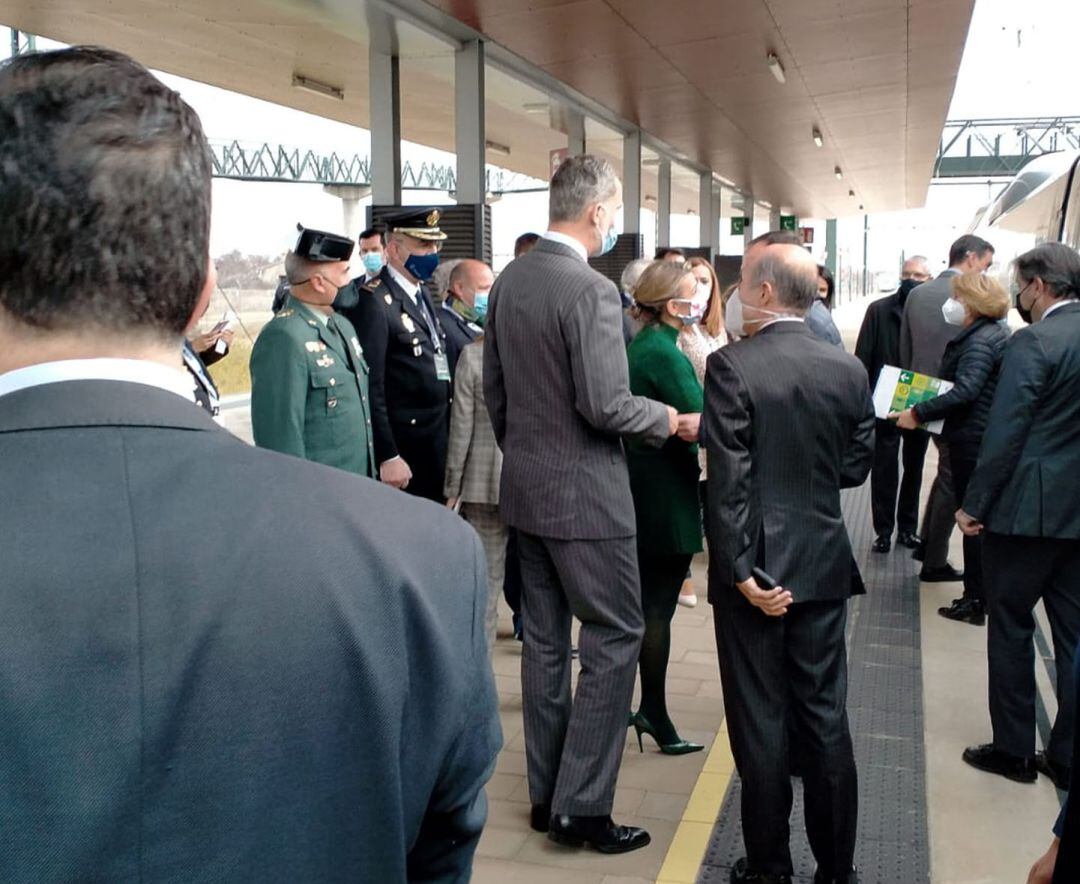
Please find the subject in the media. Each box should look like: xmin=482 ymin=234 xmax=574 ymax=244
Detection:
xmin=217 ymin=296 xmax=1064 ymax=883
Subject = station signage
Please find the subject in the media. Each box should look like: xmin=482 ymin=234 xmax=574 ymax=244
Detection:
xmin=779 ymin=215 xmax=797 ymax=230
xmin=730 ymin=216 xmax=749 ymax=235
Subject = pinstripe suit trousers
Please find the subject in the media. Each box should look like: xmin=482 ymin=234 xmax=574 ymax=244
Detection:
xmin=517 ymin=531 xmax=644 ymax=816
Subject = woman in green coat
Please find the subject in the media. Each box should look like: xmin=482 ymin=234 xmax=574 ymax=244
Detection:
xmin=625 ymin=261 xmax=706 ymax=755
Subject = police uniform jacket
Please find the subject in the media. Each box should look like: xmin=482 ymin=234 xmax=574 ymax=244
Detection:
xmin=250 ymin=294 xmax=375 ymax=477
xmin=337 ymin=266 xmax=450 ymax=466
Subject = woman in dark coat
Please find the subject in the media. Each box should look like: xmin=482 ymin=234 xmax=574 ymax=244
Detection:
xmin=893 ymin=271 xmax=1010 ymax=624
xmin=625 ymin=261 xmax=705 ymax=754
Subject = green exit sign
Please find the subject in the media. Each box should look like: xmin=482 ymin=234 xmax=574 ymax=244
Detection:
xmin=730 ymin=216 xmax=749 ymax=235
xmin=779 ymin=215 xmax=797 ymax=230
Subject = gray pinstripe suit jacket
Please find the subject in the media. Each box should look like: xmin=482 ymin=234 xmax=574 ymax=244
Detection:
xmin=445 ymin=340 xmax=502 ymax=505
xmin=484 ymin=238 xmax=670 ymax=540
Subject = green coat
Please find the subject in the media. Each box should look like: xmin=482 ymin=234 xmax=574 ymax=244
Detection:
xmin=250 ymin=294 xmax=375 ymax=477
xmin=626 ymin=323 xmax=704 ymax=555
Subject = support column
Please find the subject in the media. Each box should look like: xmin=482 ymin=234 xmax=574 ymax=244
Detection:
xmin=711 ymin=184 xmax=722 ymax=255
xmin=566 ymin=110 xmax=585 ymax=157
xmin=369 ymin=47 xmax=402 ymax=206
xmin=323 ymin=185 xmax=372 ymax=237
xmin=826 ymin=218 xmax=838 ymax=299
xmin=454 ymin=39 xmax=485 ymax=205
xmin=768 ymin=207 xmax=781 ymax=231
xmin=623 ymin=130 xmax=642 ymax=235
xmin=699 ymin=172 xmax=716 ymax=254
xmin=742 ymin=194 xmax=755 ymax=249
xmin=657 ymin=159 xmax=671 ymax=248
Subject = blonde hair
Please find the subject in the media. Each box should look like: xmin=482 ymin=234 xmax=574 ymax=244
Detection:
xmin=687 ymin=256 xmax=725 ymax=338
xmin=951 ymin=271 xmax=1009 ymax=320
xmin=630 ymin=260 xmax=694 ymax=324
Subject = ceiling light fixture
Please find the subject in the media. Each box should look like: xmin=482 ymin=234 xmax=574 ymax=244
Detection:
xmin=291 ymin=74 xmax=344 ymax=101
xmin=848 ymin=189 xmax=856 ymax=198
xmin=485 ymin=140 xmax=511 ymax=157
xmin=859 ymin=204 xmax=865 ymax=211
xmin=813 ymin=128 xmax=824 ymax=148
xmin=834 ymin=166 xmax=843 ymax=180
xmin=523 ymin=102 xmax=549 ymax=115
xmin=767 ymin=52 xmax=786 ymax=84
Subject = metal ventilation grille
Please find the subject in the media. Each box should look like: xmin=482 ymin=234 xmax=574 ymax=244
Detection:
xmin=587 ymin=233 xmax=643 ymax=286
xmin=368 ymin=204 xmax=492 ymax=264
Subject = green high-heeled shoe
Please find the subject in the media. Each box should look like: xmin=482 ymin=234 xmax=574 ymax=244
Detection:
xmin=628 ymin=711 xmax=704 ymax=756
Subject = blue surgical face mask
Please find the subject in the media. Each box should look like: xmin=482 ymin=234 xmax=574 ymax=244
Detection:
xmin=404 ymin=250 xmax=440 ymax=282
xmin=595 ymin=204 xmax=619 ymax=256
xmin=473 ymin=289 xmax=490 ymax=322
xmin=361 ymin=251 xmax=384 ymax=275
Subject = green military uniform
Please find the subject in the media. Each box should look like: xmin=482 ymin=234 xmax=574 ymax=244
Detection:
xmin=250 ymin=293 xmax=375 ymax=477
xmin=626 ymin=322 xmax=705 ymax=555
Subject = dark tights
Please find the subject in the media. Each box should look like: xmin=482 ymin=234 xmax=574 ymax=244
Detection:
xmin=637 ymin=551 xmax=694 ymax=744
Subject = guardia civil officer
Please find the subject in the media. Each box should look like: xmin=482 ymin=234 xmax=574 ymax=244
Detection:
xmin=337 ymin=208 xmax=451 ymax=501
xmin=250 ymin=225 xmax=375 ymax=477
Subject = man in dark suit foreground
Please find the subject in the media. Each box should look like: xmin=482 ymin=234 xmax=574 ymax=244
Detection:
xmin=485 ymin=155 xmax=677 ymax=853
xmin=0 ymin=47 xmax=499 ymax=883
xmin=704 ymin=244 xmax=875 ymax=884
xmin=958 ymin=242 xmax=1080 ymax=795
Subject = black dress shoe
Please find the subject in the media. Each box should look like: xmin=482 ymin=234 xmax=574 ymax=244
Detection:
xmin=548 ymin=814 xmax=650 ymax=854
xmin=938 ymin=598 xmax=985 ymax=625
xmin=919 ymin=563 xmax=964 ymax=582
xmin=730 ymin=856 xmax=793 ymax=884
xmin=962 ymin=743 xmax=1036 ymax=783
xmin=871 ymin=535 xmax=891 ymax=553
xmin=814 ymin=867 xmax=859 ymax=884
xmin=529 ymin=804 xmax=550 ymax=833
xmin=1035 ymin=751 xmax=1072 ymax=791
xmin=896 ymin=531 xmax=921 ymax=550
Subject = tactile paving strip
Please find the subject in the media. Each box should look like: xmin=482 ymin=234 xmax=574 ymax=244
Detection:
xmin=697 ymin=482 xmax=931 ymax=883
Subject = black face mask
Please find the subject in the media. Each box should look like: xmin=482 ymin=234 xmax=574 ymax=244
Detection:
xmin=897 ymin=278 xmax=920 ymax=305
xmin=1015 ymin=283 xmax=1034 ymax=325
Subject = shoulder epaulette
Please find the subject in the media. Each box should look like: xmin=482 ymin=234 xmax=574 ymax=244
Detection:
xmin=273 ymin=309 xmax=295 ymax=319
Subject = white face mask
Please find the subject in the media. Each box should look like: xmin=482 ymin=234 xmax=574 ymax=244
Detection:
xmin=693 ymin=280 xmax=712 ymax=307
xmin=941 ymin=297 xmax=967 ymax=326
xmin=724 ymin=288 xmax=783 ymax=338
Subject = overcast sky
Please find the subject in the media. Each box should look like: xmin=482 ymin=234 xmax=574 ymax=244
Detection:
xmin=3 ymin=0 xmax=1077 ymax=269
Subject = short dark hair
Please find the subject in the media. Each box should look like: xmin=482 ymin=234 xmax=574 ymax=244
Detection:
xmin=359 ymin=226 xmax=386 ymax=246
xmin=0 ymin=47 xmax=212 ymax=337
xmin=1014 ymin=242 xmax=1080 ymax=299
xmin=514 ymin=232 xmax=540 ymax=257
xmin=948 ymin=234 xmax=994 ymax=267
xmin=655 ymin=247 xmax=685 ymax=260
xmin=747 ymin=229 xmax=802 ymax=249
xmin=817 ymin=263 xmax=835 ymax=308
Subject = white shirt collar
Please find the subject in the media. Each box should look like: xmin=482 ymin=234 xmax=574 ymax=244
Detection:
xmin=0 ymin=358 xmax=196 ymax=402
xmin=1043 ymin=299 xmax=1077 ymax=320
xmin=542 ymin=230 xmax=589 ymax=262
xmin=759 ymin=316 xmax=806 ymax=331
xmin=387 ymin=263 xmax=421 ymax=303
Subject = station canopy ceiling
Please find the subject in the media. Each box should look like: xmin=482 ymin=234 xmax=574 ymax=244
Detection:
xmin=0 ymin=0 xmax=975 ymax=218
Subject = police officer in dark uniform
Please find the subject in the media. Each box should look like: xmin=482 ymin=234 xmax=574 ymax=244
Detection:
xmin=440 ymin=258 xmax=493 ymax=378
xmin=337 ymin=208 xmax=451 ymax=501
xmin=250 ymin=225 xmax=375 ymax=477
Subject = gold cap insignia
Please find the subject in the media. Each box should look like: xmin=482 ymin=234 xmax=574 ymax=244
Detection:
xmin=426 ymin=209 xmax=441 ymax=227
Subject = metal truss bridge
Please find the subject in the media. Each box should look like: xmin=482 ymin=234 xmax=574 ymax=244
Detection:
xmin=208 ymin=139 xmax=547 ymax=195
xmin=935 ymin=116 xmax=1080 ymax=178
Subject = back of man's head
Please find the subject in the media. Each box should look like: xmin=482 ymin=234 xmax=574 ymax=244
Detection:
xmin=948 ymin=234 xmax=994 ymax=268
xmin=747 ymin=229 xmax=803 ymax=251
xmin=0 ymin=47 xmax=211 ymax=339
xmin=752 ymin=244 xmax=819 ymax=314
xmin=549 ymin=155 xmax=618 ymax=224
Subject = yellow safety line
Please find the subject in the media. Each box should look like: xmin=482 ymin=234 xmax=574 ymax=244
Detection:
xmin=656 ymin=719 xmax=736 ymax=884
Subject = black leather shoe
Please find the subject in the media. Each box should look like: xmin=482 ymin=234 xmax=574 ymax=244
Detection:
xmin=814 ymin=867 xmax=859 ymax=884
xmin=1035 ymin=751 xmax=1072 ymax=791
xmin=911 ymin=538 xmax=926 ymax=562
xmin=962 ymin=743 xmax=1036 ymax=783
xmin=938 ymin=598 xmax=985 ymax=625
xmin=871 ymin=535 xmax=891 ymax=553
xmin=919 ymin=563 xmax=964 ymax=583
xmin=529 ymin=804 xmax=550 ymax=833
xmin=730 ymin=856 xmax=793 ymax=884
xmin=896 ymin=531 xmax=921 ymax=550
xmin=548 ymin=814 xmax=650 ymax=853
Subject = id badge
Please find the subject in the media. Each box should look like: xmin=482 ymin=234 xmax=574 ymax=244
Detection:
xmin=434 ymin=351 xmax=451 ymax=381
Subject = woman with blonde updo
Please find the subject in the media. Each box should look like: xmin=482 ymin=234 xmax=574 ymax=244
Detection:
xmin=892 ymin=271 xmax=1010 ymax=624
xmin=624 ymin=260 xmax=705 ymax=754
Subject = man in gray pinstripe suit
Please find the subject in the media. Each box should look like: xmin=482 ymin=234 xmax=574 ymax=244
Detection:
xmin=704 ymin=243 xmax=874 ymax=884
xmin=484 ymin=155 xmax=677 ymax=854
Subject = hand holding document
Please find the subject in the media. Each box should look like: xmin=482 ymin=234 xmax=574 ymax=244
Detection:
xmin=872 ymin=365 xmax=953 ymax=434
